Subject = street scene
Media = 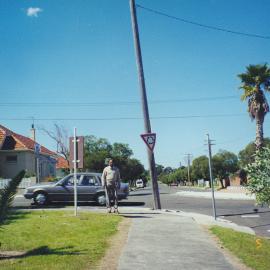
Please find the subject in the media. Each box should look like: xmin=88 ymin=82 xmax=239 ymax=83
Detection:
xmin=1 ymin=0 xmax=270 ymax=269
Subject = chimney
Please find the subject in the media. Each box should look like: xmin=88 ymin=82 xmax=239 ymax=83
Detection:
xmin=30 ymin=124 xmax=36 ymax=142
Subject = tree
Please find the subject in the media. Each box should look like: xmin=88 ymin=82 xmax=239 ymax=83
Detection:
xmin=238 ymin=64 xmax=270 ymax=149
xmin=155 ymin=164 xmax=164 ymax=176
xmin=39 ymin=124 xmax=70 ymax=166
xmin=84 ymin=136 xmax=112 ymax=172
xmin=120 ymin=158 xmax=145 ymax=186
xmin=191 ymin=155 xmax=209 ymax=181
xmin=158 ymin=167 xmax=187 ymax=185
xmin=238 ymin=138 xmax=270 ymax=167
xmin=212 ymin=150 xmax=239 ymax=188
xmin=83 ymin=135 xmax=146 ymax=181
xmin=246 ymin=147 xmax=270 ymax=206
xmin=111 ymin=143 xmax=133 ymax=159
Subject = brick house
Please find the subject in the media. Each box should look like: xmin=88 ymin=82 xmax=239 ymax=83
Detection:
xmin=0 ymin=124 xmax=56 ymax=180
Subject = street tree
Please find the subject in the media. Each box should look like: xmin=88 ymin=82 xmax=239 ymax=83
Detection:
xmin=212 ymin=150 xmax=239 ymax=188
xmin=238 ymin=64 xmax=270 ymax=149
xmin=155 ymin=164 xmax=165 ymax=176
xmin=191 ymin=155 xmax=209 ymax=181
xmin=39 ymin=124 xmax=70 ymax=166
xmin=84 ymin=135 xmax=145 ymax=181
xmin=238 ymin=138 xmax=270 ymax=167
xmin=111 ymin=143 xmax=133 ymax=159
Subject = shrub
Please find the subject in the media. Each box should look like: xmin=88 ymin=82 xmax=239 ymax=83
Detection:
xmin=246 ymin=147 xmax=270 ymax=205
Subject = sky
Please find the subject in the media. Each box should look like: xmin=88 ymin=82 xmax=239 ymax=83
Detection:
xmin=0 ymin=0 xmax=270 ymax=169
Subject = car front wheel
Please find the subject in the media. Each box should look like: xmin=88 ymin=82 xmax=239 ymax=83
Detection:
xmin=96 ymin=193 xmax=106 ymax=206
xmin=34 ymin=192 xmax=49 ymax=206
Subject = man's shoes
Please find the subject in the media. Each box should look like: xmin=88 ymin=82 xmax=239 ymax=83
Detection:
xmin=113 ymin=207 xmax=119 ymax=214
xmin=107 ymin=208 xmax=111 ymax=213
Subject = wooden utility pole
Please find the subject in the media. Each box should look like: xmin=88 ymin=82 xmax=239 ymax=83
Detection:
xmin=206 ymin=134 xmax=217 ymax=220
xmin=185 ymin=154 xmax=192 ymax=185
xmin=129 ymin=0 xmax=161 ymax=209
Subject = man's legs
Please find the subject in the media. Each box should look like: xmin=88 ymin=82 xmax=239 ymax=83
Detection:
xmin=105 ymin=185 xmax=112 ymax=212
xmin=113 ymin=186 xmax=119 ymax=213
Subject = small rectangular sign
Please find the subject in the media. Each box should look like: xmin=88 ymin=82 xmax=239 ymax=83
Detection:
xmin=69 ymin=136 xmax=84 ymax=169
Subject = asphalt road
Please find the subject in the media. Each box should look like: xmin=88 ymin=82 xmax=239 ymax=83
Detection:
xmin=13 ymin=183 xmax=270 ymax=237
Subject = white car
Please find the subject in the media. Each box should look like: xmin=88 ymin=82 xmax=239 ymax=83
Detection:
xmin=136 ymin=179 xmax=144 ymax=188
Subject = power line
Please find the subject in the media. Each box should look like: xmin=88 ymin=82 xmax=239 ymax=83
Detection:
xmin=0 ymin=113 xmax=245 ymax=121
xmin=0 ymin=95 xmax=238 ymax=107
xmin=136 ymin=4 xmax=270 ymax=40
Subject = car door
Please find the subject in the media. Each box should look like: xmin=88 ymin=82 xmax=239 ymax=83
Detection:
xmin=51 ymin=175 xmax=80 ymax=202
xmin=77 ymin=175 xmax=100 ymax=201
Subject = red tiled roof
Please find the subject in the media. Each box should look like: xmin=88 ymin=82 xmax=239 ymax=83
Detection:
xmin=0 ymin=124 xmax=56 ymax=156
xmin=0 ymin=128 xmax=6 ymax=146
xmin=56 ymin=156 xmax=69 ymax=169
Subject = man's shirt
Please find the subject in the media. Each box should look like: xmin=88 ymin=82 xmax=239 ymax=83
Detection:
xmin=102 ymin=165 xmax=120 ymax=186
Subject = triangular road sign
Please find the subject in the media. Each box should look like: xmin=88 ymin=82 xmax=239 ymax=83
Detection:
xmin=141 ymin=133 xmax=156 ymax=152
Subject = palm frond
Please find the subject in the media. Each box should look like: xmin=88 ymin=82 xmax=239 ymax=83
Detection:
xmin=240 ymin=85 xmax=256 ymax=101
xmin=0 ymin=170 xmax=25 ymax=224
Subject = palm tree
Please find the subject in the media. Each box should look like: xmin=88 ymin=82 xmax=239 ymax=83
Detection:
xmin=238 ymin=64 xmax=270 ymax=149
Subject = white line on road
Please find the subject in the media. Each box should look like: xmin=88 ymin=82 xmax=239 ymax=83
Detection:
xmin=241 ymin=215 xmax=260 ymax=218
xmin=15 ymin=195 xmax=24 ymax=198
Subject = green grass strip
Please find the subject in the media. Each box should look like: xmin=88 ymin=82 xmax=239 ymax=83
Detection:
xmin=0 ymin=210 xmax=122 ymax=270
xmin=210 ymin=226 xmax=270 ymax=270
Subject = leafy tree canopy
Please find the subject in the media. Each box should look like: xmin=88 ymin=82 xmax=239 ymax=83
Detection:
xmin=212 ymin=150 xmax=239 ymax=188
xmin=238 ymin=138 xmax=270 ymax=167
xmin=84 ymin=135 xmax=145 ymax=181
xmin=191 ymin=155 xmax=209 ymax=181
xmin=246 ymin=147 xmax=270 ymax=205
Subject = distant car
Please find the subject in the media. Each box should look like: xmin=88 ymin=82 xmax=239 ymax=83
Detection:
xmin=24 ymin=173 xmax=129 ymax=206
xmin=136 ymin=179 xmax=144 ymax=188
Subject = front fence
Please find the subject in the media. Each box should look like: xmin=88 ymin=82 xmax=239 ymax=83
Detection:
xmin=0 ymin=177 xmax=36 ymax=189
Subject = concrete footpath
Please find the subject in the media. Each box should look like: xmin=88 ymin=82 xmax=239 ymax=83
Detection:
xmin=116 ymin=208 xmax=250 ymax=270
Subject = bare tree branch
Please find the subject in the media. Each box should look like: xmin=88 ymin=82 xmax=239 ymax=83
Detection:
xmin=38 ymin=124 xmax=70 ymax=166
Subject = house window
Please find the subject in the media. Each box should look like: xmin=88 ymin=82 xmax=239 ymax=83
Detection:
xmin=6 ymin=155 xmax=18 ymax=163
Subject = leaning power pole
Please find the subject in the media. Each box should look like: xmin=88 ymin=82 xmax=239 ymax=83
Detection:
xmin=184 ymin=154 xmax=192 ymax=185
xmin=206 ymin=134 xmax=217 ymax=220
xmin=130 ymin=0 xmax=161 ymax=209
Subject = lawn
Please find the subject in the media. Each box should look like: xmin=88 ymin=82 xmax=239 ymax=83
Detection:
xmin=0 ymin=210 xmax=122 ymax=270
xmin=210 ymin=226 xmax=270 ymax=270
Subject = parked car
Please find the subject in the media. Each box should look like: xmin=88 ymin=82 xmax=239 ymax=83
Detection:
xmin=24 ymin=173 xmax=129 ymax=206
xmin=136 ymin=179 xmax=144 ymax=188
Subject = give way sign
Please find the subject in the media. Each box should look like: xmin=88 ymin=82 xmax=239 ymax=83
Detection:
xmin=141 ymin=133 xmax=156 ymax=152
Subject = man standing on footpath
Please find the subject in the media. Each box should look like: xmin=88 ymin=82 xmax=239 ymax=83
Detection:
xmin=102 ymin=158 xmax=121 ymax=213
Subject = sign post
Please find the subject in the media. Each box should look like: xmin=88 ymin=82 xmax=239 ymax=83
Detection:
xmin=34 ymin=143 xmax=41 ymax=183
xmin=69 ymin=130 xmax=84 ymax=217
xmin=130 ymin=0 xmax=161 ymax=209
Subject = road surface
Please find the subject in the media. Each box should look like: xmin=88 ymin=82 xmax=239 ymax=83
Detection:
xmin=13 ymin=183 xmax=270 ymax=237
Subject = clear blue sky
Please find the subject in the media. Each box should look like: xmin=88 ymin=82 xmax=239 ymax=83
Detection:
xmin=1 ymin=0 xmax=269 ymax=168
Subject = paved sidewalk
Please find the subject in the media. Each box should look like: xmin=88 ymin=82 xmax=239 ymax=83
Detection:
xmin=117 ymin=209 xmax=240 ymax=270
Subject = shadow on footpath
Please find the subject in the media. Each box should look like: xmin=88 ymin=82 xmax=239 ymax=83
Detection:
xmin=219 ymin=210 xmax=270 ymax=217
xmin=120 ymin=215 xmax=152 ymax=219
xmin=250 ymin=223 xmax=270 ymax=229
xmin=11 ymin=201 xmax=146 ymax=210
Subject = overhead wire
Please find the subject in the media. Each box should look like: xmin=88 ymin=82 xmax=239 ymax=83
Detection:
xmin=0 ymin=113 xmax=245 ymax=121
xmin=136 ymin=4 xmax=270 ymax=40
xmin=0 ymin=95 xmax=239 ymax=107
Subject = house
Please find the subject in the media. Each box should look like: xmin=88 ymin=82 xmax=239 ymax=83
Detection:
xmin=56 ymin=155 xmax=69 ymax=177
xmin=0 ymin=124 xmax=56 ymax=181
